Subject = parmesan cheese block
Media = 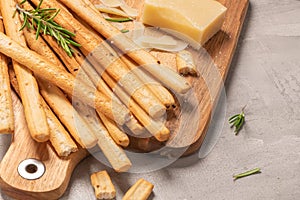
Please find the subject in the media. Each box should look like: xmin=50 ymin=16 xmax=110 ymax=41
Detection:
xmin=142 ymin=0 xmax=227 ymax=47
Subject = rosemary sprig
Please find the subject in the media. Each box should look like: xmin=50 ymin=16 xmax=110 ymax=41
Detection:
xmin=229 ymin=106 xmax=246 ymax=135
xmin=105 ymin=17 xmax=133 ymax=23
xmin=233 ymin=168 xmax=261 ymax=181
xmin=16 ymin=0 xmax=80 ymax=57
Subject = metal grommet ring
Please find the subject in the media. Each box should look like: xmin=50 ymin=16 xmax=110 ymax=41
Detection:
xmin=17 ymin=158 xmax=45 ymax=180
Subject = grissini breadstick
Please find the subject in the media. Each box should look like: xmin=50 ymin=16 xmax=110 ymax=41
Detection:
xmin=19 ymin=1 xmax=92 ymax=85
xmin=0 ymin=32 xmax=130 ymax=125
xmin=91 ymin=171 xmax=116 ymax=200
xmin=58 ymin=0 xmax=191 ymax=94
xmin=120 ymin=56 xmax=176 ymax=109
xmin=95 ymin=75 xmax=146 ymax=136
xmin=9 ymin=68 xmax=78 ymax=156
xmin=89 ymin=50 xmax=166 ymax=118
xmin=38 ymin=32 xmax=143 ymax=139
xmin=39 ymin=81 xmax=98 ymax=148
xmin=23 ymin=29 xmax=63 ymax=68
xmin=23 ymin=27 xmax=98 ymax=148
xmin=125 ymin=115 xmax=146 ymax=136
xmin=99 ymin=113 xmax=130 ymax=147
xmin=75 ymin=54 xmax=146 ymax=135
xmin=95 ymin=124 xmax=132 ymax=172
xmin=40 ymin=30 xmax=144 ymax=136
xmin=122 ymin=179 xmax=154 ymax=200
xmin=0 ymin=14 xmax=14 ymax=134
xmin=43 ymin=102 xmax=78 ymax=156
xmin=29 ymin=0 xmax=166 ymax=119
xmin=101 ymin=73 xmax=170 ymax=142
xmin=42 ymin=36 xmax=96 ymax=87
xmin=10 ymin=66 xmax=125 ymax=169
xmin=75 ymin=98 xmax=132 ymax=172
xmin=78 ymin=2 xmax=175 ymax=109
xmin=0 ymin=0 xmax=49 ymax=142
xmin=39 ymin=10 xmax=146 ymax=136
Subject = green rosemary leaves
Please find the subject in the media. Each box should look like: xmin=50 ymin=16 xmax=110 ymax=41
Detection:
xmin=229 ymin=106 xmax=246 ymax=135
xmin=16 ymin=0 xmax=80 ymax=56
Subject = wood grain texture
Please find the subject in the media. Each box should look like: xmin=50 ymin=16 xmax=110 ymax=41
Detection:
xmin=124 ymin=0 xmax=249 ymax=153
xmin=0 ymin=92 xmax=88 ymax=200
xmin=0 ymin=0 xmax=248 ymax=199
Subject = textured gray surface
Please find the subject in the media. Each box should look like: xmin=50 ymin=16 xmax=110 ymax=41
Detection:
xmin=1 ymin=0 xmax=300 ymax=199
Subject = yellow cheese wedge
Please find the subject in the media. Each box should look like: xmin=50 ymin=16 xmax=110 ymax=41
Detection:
xmin=142 ymin=0 xmax=227 ymax=47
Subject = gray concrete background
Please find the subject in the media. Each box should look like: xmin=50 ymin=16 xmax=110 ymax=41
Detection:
xmin=1 ymin=0 xmax=300 ymax=199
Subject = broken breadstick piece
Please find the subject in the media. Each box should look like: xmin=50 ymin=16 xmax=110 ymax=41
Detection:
xmin=122 ymin=179 xmax=154 ymax=200
xmin=176 ymin=50 xmax=199 ymax=76
xmin=91 ymin=170 xmax=116 ymax=200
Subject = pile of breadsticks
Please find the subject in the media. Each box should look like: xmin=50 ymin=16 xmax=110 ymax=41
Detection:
xmin=0 ymin=0 xmax=191 ymax=173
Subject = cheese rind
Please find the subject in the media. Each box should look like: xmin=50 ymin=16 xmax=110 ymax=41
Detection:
xmin=142 ymin=0 xmax=227 ymax=46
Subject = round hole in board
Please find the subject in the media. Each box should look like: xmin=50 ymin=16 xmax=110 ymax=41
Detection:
xmin=25 ymin=164 xmax=38 ymax=174
xmin=18 ymin=158 xmax=46 ymax=180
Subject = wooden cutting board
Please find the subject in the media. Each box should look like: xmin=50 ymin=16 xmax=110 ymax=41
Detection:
xmin=0 ymin=0 xmax=249 ymax=199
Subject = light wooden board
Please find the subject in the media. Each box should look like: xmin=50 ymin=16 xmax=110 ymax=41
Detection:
xmin=0 ymin=0 xmax=249 ymax=199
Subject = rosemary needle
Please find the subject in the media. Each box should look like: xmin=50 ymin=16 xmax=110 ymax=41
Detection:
xmin=105 ymin=17 xmax=133 ymax=23
xmin=120 ymin=29 xmax=129 ymax=33
xmin=229 ymin=106 xmax=246 ymax=135
xmin=16 ymin=0 xmax=80 ymax=57
xmin=233 ymin=168 xmax=261 ymax=181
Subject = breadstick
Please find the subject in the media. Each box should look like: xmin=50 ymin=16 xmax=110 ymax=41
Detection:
xmin=19 ymin=1 xmax=92 ymax=86
xmin=39 ymin=34 xmax=144 ymax=137
xmin=122 ymin=179 xmax=154 ymax=200
xmin=78 ymin=58 xmax=146 ymax=135
xmin=43 ymin=102 xmax=78 ymax=156
xmin=40 ymin=31 xmax=145 ymax=136
xmin=99 ymin=113 xmax=129 ymax=147
xmin=0 ymin=14 xmax=14 ymax=134
xmin=176 ymin=50 xmax=199 ymax=76
xmin=87 ymin=41 xmax=166 ymax=119
xmin=90 ymin=170 xmax=116 ymax=200
xmin=101 ymin=73 xmax=170 ymax=142
xmin=125 ymin=116 xmax=146 ymax=136
xmin=39 ymin=82 xmax=98 ymax=148
xmin=97 ymin=78 xmax=146 ymax=136
xmin=45 ymin=23 xmax=146 ymax=136
xmin=58 ymin=0 xmax=191 ymax=94
xmin=9 ymin=68 xmax=78 ymax=156
xmin=23 ymin=27 xmax=98 ymax=148
xmin=29 ymin=0 xmax=167 ymax=119
xmin=120 ymin=56 xmax=176 ymax=109
xmin=78 ymin=100 xmax=132 ymax=172
xmin=0 ymin=0 xmax=49 ymax=142
xmin=42 ymin=37 xmax=97 ymax=87
xmin=0 ymin=32 xmax=130 ymax=125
